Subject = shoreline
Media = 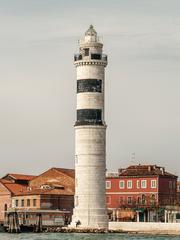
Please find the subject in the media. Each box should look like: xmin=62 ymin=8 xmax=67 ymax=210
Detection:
xmin=2 ymin=222 xmax=180 ymax=235
xmin=42 ymin=226 xmax=180 ymax=235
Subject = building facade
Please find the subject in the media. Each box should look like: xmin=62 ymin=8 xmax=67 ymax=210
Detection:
xmin=12 ymin=168 xmax=75 ymax=213
xmin=0 ymin=174 xmax=35 ymax=223
xmin=176 ymin=181 xmax=180 ymax=205
xmin=106 ymin=165 xmax=177 ymax=222
xmin=0 ymin=168 xmax=75 ymax=225
xmin=71 ymin=25 xmax=108 ymax=229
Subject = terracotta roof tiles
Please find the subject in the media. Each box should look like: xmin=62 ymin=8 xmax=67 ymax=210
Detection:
xmin=52 ymin=168 xmax=75 ymax=178
xmin=0 ymin=181 xmax=27 ymax=195
xmin=3 ymin=173 xmax=36 ymax=181
xmin=15 ymin=187 xmax=74 ymax=196
xmin=118 ymin=165 xmax=177 ymax=178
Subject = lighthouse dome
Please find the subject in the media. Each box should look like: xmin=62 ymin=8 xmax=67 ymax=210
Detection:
xmin=85 ymin=25 xmax=97 ymax=36
xmin=84 ymin=25 xmax=98 ymax=43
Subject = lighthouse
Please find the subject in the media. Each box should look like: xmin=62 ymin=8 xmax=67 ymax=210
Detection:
xmin=71 ymin=25 xmax=108 ymax=229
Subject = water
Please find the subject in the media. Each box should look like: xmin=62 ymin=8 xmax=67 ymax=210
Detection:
xmin=0 ymin=233 xmax=180 ymax=240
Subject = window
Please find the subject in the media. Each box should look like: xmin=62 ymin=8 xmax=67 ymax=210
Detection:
xmin=84 ymin=48 xmax=89 ymax=56
xmin=141 ymin=180 xmax=147 ymax=188
xmin=21 ymin=199 xmax=24 ymax=207
xmin=106 ymin=196 xmax=111 ymax=204
xmin=106 ymin=181 xmax=111 ymax=189
xmin=127 ymin=197 xmax=132 ymax=204
xmin=151 ymin=180 xmax=157 ymax=188
xmin=137 ymin=180 xmax=140 ymax=189
xmin=141 ymin=194 xmax=146 ymax=204
xmin=15 ymin=200 xmax=18 ymax=207
xmin=75 ymin=196 xmax=78 ymax=206
xmin=119 ymin=180 xmax=125 ymax=189
xmin=127 ymin=180 xmax=132 ymax=189
xmin=169 ymin=181 xmax=172 ymax=189
xmin=150 ymin=194 xmax=156 ymax=205
xmin=33 ymin=199 xmax=37 ymax=207
xmin=91 ymin=53 xmax=101 ymax=60
xmin=4 ymin=204 xmax=7 ymax=218
xmin=27 ymin=199 xmax=30 ymax=207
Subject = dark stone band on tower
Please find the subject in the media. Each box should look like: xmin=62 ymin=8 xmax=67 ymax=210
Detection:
xmin=75 ymin=109 xmax=103 ymax=126
xmin=77 ymin=79 xmax=102 ymax=93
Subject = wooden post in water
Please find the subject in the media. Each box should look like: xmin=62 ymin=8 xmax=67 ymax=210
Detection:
xmin=34 ymin=213 xmax=42 ymax=232
xmin=8 ymin=212 xmax=20 ymax=233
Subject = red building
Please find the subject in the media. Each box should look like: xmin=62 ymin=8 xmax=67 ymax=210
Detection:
xmin=177 ymin=181 xmax=180 ymax=205
xmin=106 ymin=165 xmax=177 ymax=222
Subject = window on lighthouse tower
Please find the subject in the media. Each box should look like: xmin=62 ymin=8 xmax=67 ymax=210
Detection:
xmin=91 ymin=53 xmax=101 ymax=60
xmin=84 ymin=48 xmax=89 ymax=56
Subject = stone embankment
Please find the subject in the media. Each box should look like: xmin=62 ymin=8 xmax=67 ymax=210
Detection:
xmin=109 ymin=222 xmax=180 ymax=235
xmin=44 ymin=227 xmax=108 ymax=233
xmin=43 ymin=222 xmax=180 ymax=235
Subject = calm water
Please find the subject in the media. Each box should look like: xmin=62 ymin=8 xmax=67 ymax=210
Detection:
xmin=0 ymin=233 xmax=180 ymax=240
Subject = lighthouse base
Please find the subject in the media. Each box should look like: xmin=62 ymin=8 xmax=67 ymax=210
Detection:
xmin=70 ymin=208 xmax=108 ymax=230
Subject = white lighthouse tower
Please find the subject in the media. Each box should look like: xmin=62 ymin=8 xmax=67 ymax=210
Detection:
xmin=71 ymin=25 xmax=108 ymax=229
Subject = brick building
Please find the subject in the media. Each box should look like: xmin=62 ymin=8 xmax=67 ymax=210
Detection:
xmin=0 ymin=165 xmax=178 ymax=225
xmin=12 ymin=168 xmax=75 ymax=213
xmin=106 ymin=165 xmax=177 ymax=222
xmin=0 ymin=174 xmax=35 ymax=223
xmin=177 ymin=181 xmax=180 ymax=205
xmin=0 ymin=168 xmax=75 ymax=225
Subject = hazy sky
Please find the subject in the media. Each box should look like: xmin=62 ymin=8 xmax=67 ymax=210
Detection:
xmin=0 ymin=0 xmax=180 ymax=177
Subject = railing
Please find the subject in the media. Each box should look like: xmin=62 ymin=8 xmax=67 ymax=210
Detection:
xmin=102 ymin=54 xmax=107 ymax=62
xmin=79 ymin=36 xmax=102 ymax=45
xmin=74 ymin=54 xmax=82 ymax=61
xmin=106 ymin=172 xmax=119 ymax=177
xmin=74 ymin=53 xmax=107 ymax=62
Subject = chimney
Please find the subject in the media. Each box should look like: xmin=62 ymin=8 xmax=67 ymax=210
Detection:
xmin=118 ymin=168 xmax=124 ymax=175
xmin=161 ymin=167 xmax=165 ymax=175
xmin=148 ymin=166 xmax=151 ymax=172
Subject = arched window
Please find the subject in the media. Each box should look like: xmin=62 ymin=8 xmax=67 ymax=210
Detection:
xmin=4 ymin=204 xmax=7 ymax=218
xmin=137 ymin=197 xmax=141 ymax=204
xmin=142 ymin=194 xmax=146 ymax=204
xmin=150 ymin=194 xmax=156 ymax=205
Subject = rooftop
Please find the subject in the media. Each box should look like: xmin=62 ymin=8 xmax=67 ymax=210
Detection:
xmin=0 ymin=180 xmax=27 ymax=195
xmin=85 ymin=25 xmax=97 ymax=37
xmin=2 ymin=173 xmax=36 ymax=181
xmin=80 ymin=25 xmax=101 ymax=44
xmin=52 ymin=168 xmax=75 ymax=179
xmin=118 ymin=165 xmax=177 ymax=178
xmin=14 ymin=187 xmax=74 ymax=196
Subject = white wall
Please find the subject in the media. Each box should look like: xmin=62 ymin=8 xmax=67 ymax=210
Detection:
xmin=109 ymin=222 xmax=180 ymax=234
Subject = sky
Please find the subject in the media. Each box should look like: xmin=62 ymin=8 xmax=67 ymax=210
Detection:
xmin=0 ymin=0 xmax=180 ymax=177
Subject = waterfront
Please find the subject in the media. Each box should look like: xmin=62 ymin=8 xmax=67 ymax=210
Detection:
xmin=0 ymin=233 xmax=180 ymax=240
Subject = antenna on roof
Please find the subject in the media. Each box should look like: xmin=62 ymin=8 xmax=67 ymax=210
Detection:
xmin=130 ymin=152 xmax=136 ymax=164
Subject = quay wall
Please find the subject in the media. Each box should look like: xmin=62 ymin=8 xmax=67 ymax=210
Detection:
xmin=109 ymin=222 xmax=180 ymax=234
